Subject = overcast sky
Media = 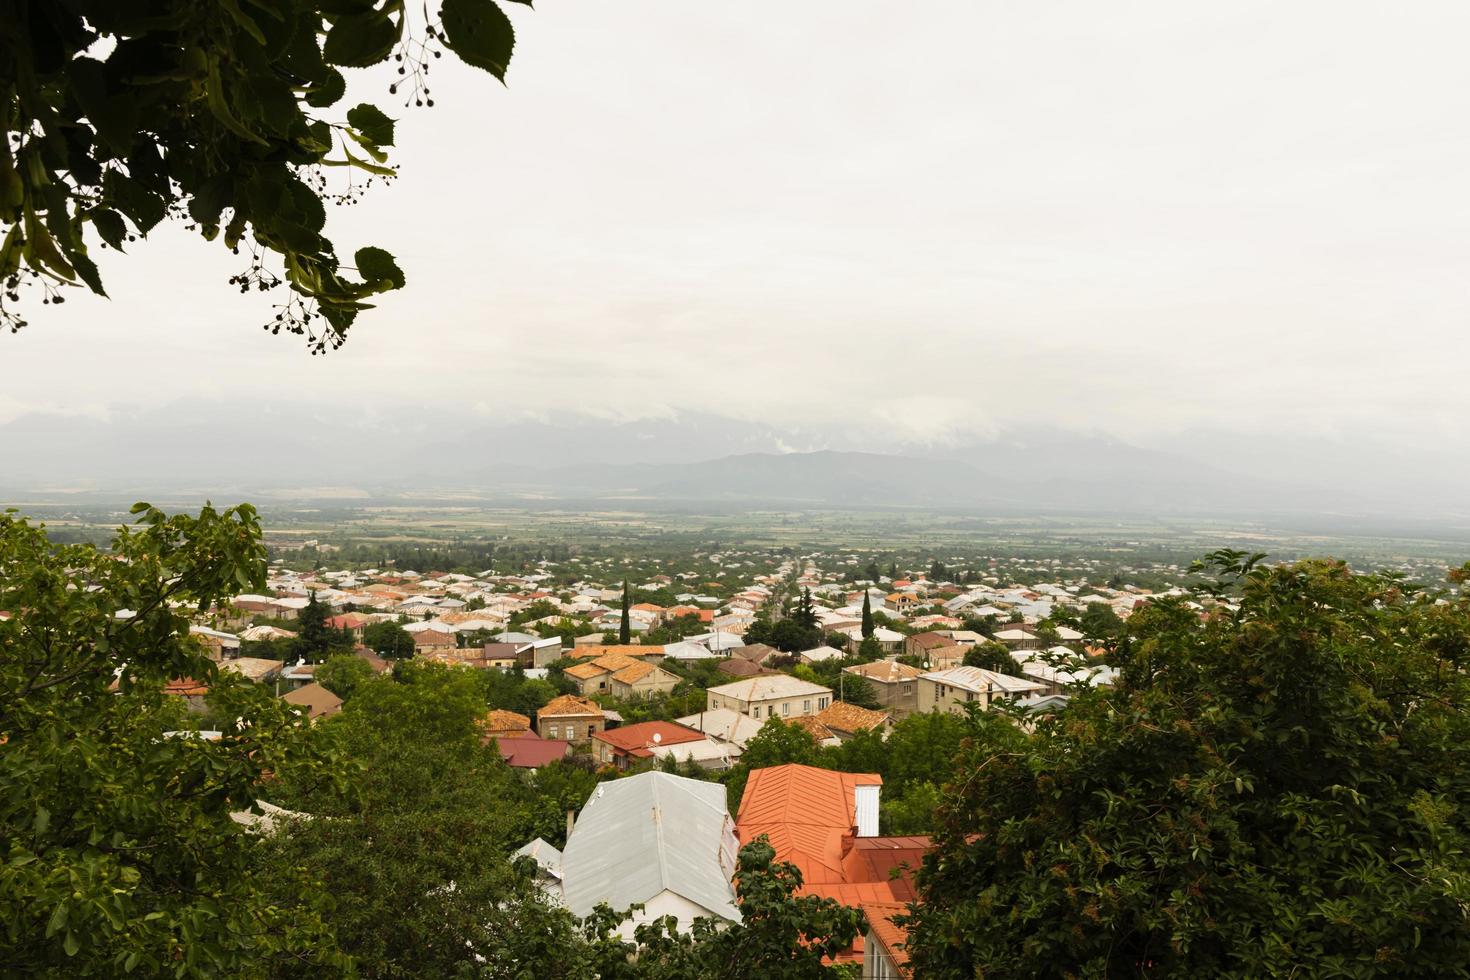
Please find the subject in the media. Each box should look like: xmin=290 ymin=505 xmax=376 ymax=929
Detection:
xmin=4 ymin=1 xmax=1469 ymax=454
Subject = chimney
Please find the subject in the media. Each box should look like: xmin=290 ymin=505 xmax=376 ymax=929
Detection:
xmin=853 ymin=783 xmax=880 ymax=838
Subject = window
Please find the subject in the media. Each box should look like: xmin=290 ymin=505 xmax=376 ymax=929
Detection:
xmin=782 ymin=702 xmax=790 ymax=716
xmin=548 ymin=725 xmax=558 ymax=739
xmin=818 ymin=696 xmax=829 ymax=710
xmin=803 ymin=700 xmax=811 ymax=714
xmin=587 ymin=724 xmax=595 ymax=737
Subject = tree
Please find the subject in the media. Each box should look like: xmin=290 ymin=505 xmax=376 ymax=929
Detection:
xmin=860 ymin=592 xmax=874 ymax=638
xmin=295 ymin=590 xmax=330 ymax=661
xmin=0 ymin=505 xmax=345 ymax=974
xmin=263 ymin=660 xmax=577 ymax=978
xmin=1079 ymin=601 xmax=1125 ymax=649
xmin=362 ymin=620 xmax=414 ymax=659
xmin=724 ymin=718 xmax=821 ymax=811
xmin=315 ymin=652 xmax=373 ymax=700
xmin=837 ymin=674 xmax=880 ymax=710
xmin=855 ymin=635 xmax=883 ymax=662
xmin=0 ymin=0 xmax=532 ymax=347
xmin=961 ymin=640 xmax=1021 ymax=675
xmin=906 ymin=554 xmax=1470 ymax=976
xmin=790 ymin=588 xmax=818 ymax=631
xmin=619 ymin=580 xmax=631 ymax=645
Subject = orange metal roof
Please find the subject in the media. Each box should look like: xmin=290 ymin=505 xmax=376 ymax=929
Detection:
xmin=736 ymin=764 xmax=881 ymax=884
xmin=860 ymin=902 xmax=912 ymax=974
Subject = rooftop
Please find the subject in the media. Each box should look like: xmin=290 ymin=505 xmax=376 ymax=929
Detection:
xmin=707 ymin=674 xmax=832 ymax=702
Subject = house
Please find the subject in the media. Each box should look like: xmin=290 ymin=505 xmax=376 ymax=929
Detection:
xmin=512 ymin=838 xmax=564 ymax=901
xmin=841 ymin=627 xmax=906 ymax=656
xmin=189 ymin=625 xmax=240 ymax=661
xmin=535 ymin=694 xmax=605 ymax=745
xmin=562 ymin=653 xmax=679 ymax=699
xmin=885 ymin=593 xmax=918 ymax=615
xmin=218 ymin=657 xmax=283 ymax=684
xmin=843 ymin=660 xmax=924 ymax=719
xmin=497 ymin=735 xmax=571 ymax=769
xmin=573 ymin=644 xmax=667 ymax=664
xmin=607 ymin=660 xmax=681 ymax=700
xmin=799 ymin=645 xmax=846 ymax=665
xmin=480 ymin=709 xmax=532 ymax=741
xmin=730 ymin=643 xmax=782 ymax=666
xmin=324 ymin=613 xmax=371 ymax=639
xmin=917 ymin=665 xmax=1045 ymax=715
xmin=479 ymin=643 xmax=523 ymax=670
xmin=661 ymin=640 xmax=720 ymax=662
xmin=279 ymin=661 xmax=316 ymax=690
xmin=715 ymin=657 xmax=771 ymax=680
xmin=591 ymin=720 xmax=705 ymax=770
xmin=992 ymin=627 xmax=1042 ymax=651
xmin=675 ymin=708 xmax=765 ymax=750
xmin=412 ymin=629 xmax=457 ymax=652
xmin=554 ymin=772 xmax=741 ymax=938
xmin=904 ymin=631 xmax=958 ymax=661
xmin=279 ymin=682 xmax=342 ymax=720
xmin=811 ymin=701 xmax=892 ymax=741
xmin=861 ymin=902 xmax=912 ymax=979
xmin=705 ymin=675 xmax=833 ymax=722
xmin=735 ymin=764 xmax=931 ymax=966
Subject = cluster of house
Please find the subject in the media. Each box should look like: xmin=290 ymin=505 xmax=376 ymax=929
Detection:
xmin=169 ymin=558 xmax=1139 ymax=737
xmin=515 ymin=763 xmax=922 ymax=977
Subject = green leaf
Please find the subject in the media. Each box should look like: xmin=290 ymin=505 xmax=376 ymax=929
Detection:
xmin=346 ymin=104 xmax=395 ymax=147
xmin=218 ymin=0 xmax=267 ymax=45
xmin=46 ymin=903 xmax=67 ymax=938
xmin=89 ymin=208 xmax=127 ymax=251
xmin=63 ymin=931 xmax=80 ymax=957
xmin=34 ymin=804 xmax=50 ymax=834
xmin=440 ymin=0 xmax=515 ymax=81
xmin=102 ymin=170 xmax=166 ymax=233
xmin=305 ymin=69 xmax=346 ymax=109
xmin=323 ymin=13 xmax=400 ymax=68
xmin=355 ymin=246 xmax=405 ymax=289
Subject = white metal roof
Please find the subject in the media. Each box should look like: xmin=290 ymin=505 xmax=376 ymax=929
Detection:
xmin=559 ymin=772 xmax=740 ymax=922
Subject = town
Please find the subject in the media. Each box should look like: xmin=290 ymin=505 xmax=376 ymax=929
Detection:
xmin=168 ymin=542 xmax=1208 ymax=975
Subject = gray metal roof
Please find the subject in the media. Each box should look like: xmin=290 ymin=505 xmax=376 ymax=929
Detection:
xmin=560 ymin=771 xmax=741 ymax=922
xmin=513 ymin=837 xmax=564 ymax=880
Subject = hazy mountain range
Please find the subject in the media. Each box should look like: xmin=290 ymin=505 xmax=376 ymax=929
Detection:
xmin=1 ymin=401 xmax=1464 ymax=521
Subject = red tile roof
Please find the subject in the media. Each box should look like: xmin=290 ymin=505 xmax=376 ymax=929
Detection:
xmin=496 ymin=736 xmax=570 ymax=768
xmin=536 ymin=694 xmax=602 ymax=718
xmin=592 ymin=720 xmax=704 ymax=758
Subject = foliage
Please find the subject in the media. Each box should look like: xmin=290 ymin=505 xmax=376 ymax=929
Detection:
xmin=961 ymin=639 xmax=1021 ymax=675
xmin=362 ymin=620 xmax=414 ymax=659
xmin=724 ymin=718 xmax=821 ymax=811
xmin=0 ymin=0 xmax=533 ymax=346
xmin=745 ymin=615 xmax=823 ymax=654
xmin=906 ymin=555 xmax=1470 ymax=977
xmin=0 ymin=505 xmax=345 ymax=975
xmin=616 ymin=579 xmax=630 ymax=645
xmin=836 ymin=673 xmax=880 ymax=710
xmin=1079 ymin=600 xmax=1125 ymax=649
xmin=264 ymin=659 xmax=576 ymax=979
xmin=315 ymin=652 xmax=374 ymax=700
xmin=860 ymin=592 xmax=873 ymax=638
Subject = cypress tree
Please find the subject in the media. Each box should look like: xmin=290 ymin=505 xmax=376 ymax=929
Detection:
xmin=861 ymin=591 xmax=874 ymax=638
xmin=619 ymin=580 xmax=631 ymax=645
